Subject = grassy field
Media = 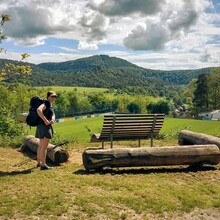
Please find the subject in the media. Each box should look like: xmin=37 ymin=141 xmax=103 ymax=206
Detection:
xmin=1 ymin=117 xmax=220 ymax=219
xmin=26 ymin=117 xmax=220 ymax=145
xmin=35 ymin=86 xmax=109 ymax=94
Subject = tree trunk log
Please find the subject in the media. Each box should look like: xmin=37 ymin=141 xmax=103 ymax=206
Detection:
xmin=83 ymin=145 xmax=220 ymax=170
xmin=23 ymin=135 xmax=69 ymax=163
xmin=179 ymin=130 xmax=220 ymax=149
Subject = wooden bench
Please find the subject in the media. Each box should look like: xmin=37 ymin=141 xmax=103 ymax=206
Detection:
xmin=90 ymin=114 xmax=165 ymax=148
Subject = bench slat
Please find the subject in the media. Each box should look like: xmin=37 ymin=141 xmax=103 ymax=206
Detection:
xmin=103 ymin=120 xmax=164 ymax=124
xmin=101 ymin=127 xmax=160 ymax=133
xmin=104 ymin=114 xmax=164 ymax=117
xmin=103 ymin=118 xmax=164 ymax=121
xmin=97 ymin=132 xmax=160 ymax=137
xmin=101 ymin=126 xmax=162 ymax=131
xmin=102 ymin=124 xmax=163 ymax=128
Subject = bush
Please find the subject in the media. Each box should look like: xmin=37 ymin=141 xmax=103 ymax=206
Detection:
xmin=0 ymin=108 xmax=24 ymax=137
xmin=0 ymin=102 xmax=26 ymax=147
xmin=147 ymin=101 xmax=170 ymax=115
xmin=127 ymin=102 xmax=141 ymax=113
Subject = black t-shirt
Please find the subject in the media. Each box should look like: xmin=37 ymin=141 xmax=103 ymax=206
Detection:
xmin=39 ymin=100 xmax=54 ymax=124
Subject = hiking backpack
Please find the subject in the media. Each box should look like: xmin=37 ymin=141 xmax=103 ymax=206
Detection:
xmin=26 ymin=96 xmax=45 ymax=126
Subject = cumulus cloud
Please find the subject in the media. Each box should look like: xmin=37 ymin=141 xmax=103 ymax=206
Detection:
xmin=3 ymin=4 xmax=74 ymax=46
xmin=124 ymin=0 xmax=200 ymax=50
xmin=199 ymin=49 xmax=219 ymax=63
xmin=88 ymin=0 xmax=165 ymax=16
xmin=200 ymin=50 xmax=212 ymax=62
xmin=78 ymin=41 xmax=98 ymax=50
xmin=124 ymin=22 xmax=168 ymax=50
xmin=1 ymin=0 xmax=80 ymax=46
xmin=79 ymin=10 xmax=109 ymax=41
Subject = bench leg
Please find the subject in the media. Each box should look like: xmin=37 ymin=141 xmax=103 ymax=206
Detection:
xmin=151 ymin=134 xmax=153 ymax=147
xmin=102 ymin=141 xmax=104 ymax=149
xmin=110 ymin=134 xmax=113 ymax=148
xmin=138 ymin=139 xmax=141 ymax=147
xmin=110 ymin=140 xmax=113 ymax=148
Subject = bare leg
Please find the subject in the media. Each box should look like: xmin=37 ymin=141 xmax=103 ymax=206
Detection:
xmin=40 ymin=138 xmax=50 ymax=166
xmin=37 ymin=139 xmax=43 ymax=165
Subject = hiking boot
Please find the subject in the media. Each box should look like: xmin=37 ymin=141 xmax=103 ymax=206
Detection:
xmin=40 ymin=165 xmax=52 ymax=170
xmin=37 ymin=163 xmax=41 ymax=168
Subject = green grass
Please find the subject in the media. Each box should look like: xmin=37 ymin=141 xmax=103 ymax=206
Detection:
xmin=0 ymin=147 xmax=219 ymax=219
xmin=1 ymin=117 xmax=220 ymax=219
xmin=26 ymin=117 xmax=220 ymax=145
xmin=160 ymin=118 xmax=220 ymax=140
xmin=35 ymin=86 xmax=109 ymax=94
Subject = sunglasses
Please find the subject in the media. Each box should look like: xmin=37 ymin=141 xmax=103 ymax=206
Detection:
xmin=51 ymin=96 xmax=57 ymax=98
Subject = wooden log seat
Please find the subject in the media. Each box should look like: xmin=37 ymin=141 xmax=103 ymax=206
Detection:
xmin=179 ymin=130 xmax=220 ymax=149
xmin=23 ymin=135 xmax=69 ymax=163
xmin=83 ymin=144 xmax=220 ymax=170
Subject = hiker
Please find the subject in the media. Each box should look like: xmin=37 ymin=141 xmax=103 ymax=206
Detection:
xmin=36 ymin=91 xmax=57 ymax=170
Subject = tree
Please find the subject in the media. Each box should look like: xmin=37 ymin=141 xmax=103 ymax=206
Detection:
xmin=146 ymin=101 xmax=170 ymax=115
xmin=53 ymin=92 xmax=70 ymax=118
xmin=208 ymin=67 xmax=220 ymax=110
xmin=0 ymin=14 xmax=32 ymax=81
xmin=127 ymin=102 xmax=141 ymax=113
xmin=182 ymin=79 xmax=196 ymax=106
xmin=193 ymin=74 xmax=209 ymax=113
xmin=0 ymin=14 xmax=32 ymax=145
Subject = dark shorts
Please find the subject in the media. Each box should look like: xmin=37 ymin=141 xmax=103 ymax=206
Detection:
xmin=35 ymin=124 xmax=53 ymax=139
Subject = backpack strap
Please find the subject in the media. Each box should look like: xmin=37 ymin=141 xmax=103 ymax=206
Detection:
xmin=50 ymin=125 xmax=54 ymax=137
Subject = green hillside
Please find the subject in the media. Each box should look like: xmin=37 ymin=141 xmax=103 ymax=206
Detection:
xmin=38 ymin=55 xmax=213 ymax=85
xmin=38 ymin=54 xmax=141 ymax=72
xmin=0 ymin=55 xmax=216 ymax=90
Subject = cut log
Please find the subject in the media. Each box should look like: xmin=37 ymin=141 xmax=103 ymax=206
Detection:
xmin=179 ymin=130 xmax=220 ymax=149
xmin=23 ymin=135 xmax=69 ymax=163
xmin=83 ymin=145 xmax=220 ymax=170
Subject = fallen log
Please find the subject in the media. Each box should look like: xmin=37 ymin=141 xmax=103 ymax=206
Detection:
xmin=23 ymin=135 xmax=69 ymax=163
xmin=83 ymin=145 xmax=220 ymax=170
xmin=179 ymin=130 xmax=220 ymax=149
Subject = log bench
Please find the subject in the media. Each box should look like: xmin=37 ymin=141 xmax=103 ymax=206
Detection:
xmin=179 ymin=130 xmax=220 ymax=149
xmin=23 ymin=135 xmax=69 ymax=163
xmin=83 ymin=145 xmax=220 ymax=171
xmin=90 ymin=114 xmax=165 ymax=148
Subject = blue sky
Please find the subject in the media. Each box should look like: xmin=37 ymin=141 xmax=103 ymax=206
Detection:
xmin=0 ymin=0 xmax=220 ymax=70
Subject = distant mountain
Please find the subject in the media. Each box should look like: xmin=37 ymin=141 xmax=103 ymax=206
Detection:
xmin=38 ymin=55 xmax=142 ymax=72
xmin=37 ymin=55 xmax=213 ymax=85
xmin=0 ymin=55 xmax=215 ymax=90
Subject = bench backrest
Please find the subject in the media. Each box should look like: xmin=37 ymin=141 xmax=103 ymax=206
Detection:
xmin=99 ymin=114 xmax=165 ymax=141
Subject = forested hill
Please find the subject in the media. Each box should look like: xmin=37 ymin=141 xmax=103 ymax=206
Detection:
xmin=38 ymin=55 xmax=142 ymax=72
xmin=0 ymin=55 xmax=214 ymax=88
xmin=37 ymin=55 xmax=212 ymax=85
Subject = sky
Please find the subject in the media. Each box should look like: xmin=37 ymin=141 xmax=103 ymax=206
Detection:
xmin=0 ymin=0 xmax=220 ymax=70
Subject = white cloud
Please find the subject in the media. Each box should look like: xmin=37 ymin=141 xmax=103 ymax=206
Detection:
xmin=0 ymin=51 xmax=88 ymax=64
xmin=123 ymin=0 xmax=201 ymax=50
xmin=88 ymin=0 xmax=165 ymax=16
xmin=78 ymin=41 xmax=98 ymax=50
xmin=79 ymin=9 xmax=109 ymax=42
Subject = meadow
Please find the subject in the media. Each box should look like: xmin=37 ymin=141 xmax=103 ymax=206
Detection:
xmin=35 ymin=86 xmax=109 ymax=94
xmin=1 ymin=117 xmax=220 ymax=219
xmin=26 ymin=116 xmax=220 ymax=145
